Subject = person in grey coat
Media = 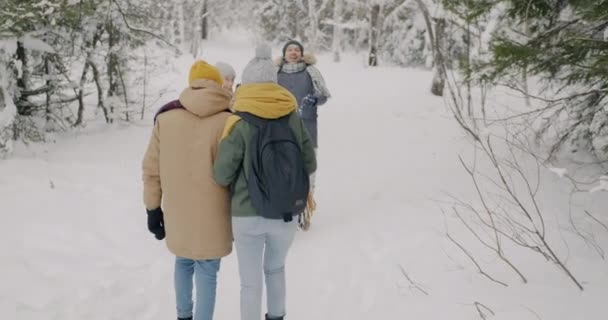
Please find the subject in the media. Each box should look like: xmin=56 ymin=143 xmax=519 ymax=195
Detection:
xmin=276 ymin=40 xmax=331 ymax=151
xmin=276 ymin=40 xmax=331 ymax=230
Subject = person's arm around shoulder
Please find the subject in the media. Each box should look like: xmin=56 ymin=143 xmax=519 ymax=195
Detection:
xmin=213 ymin=120 xmax=246 ymax=187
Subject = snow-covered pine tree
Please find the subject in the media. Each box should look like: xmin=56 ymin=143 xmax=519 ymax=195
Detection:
xmin=0 ymin=0 xmax=167 ymax=149
xmin=482 ymin=0 xmax=608 ymax=161
xmin=331 ymin=0 xmax=345 ymax=62
xmin=438 ymin=0 xmax=498 ymax=107
xmin=0 ymin=46 xmax=17 ymax=157
xmin=0 ymin=0 xmax=72 ymax=139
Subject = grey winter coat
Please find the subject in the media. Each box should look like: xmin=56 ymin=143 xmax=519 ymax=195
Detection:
xmin=276 ymin=54 xmax=329 ymax=148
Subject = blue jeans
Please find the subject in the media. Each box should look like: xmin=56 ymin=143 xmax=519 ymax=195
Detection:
xmin=174 ymin=257 xmax=221 ymax=320
xmin=232 ymin=216 xmax=298 ymax=320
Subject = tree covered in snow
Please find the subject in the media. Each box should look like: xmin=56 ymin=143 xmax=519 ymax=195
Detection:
xmin=337 ymin=0 xmax=439 ymax=67
xmin=437 ymin=1 xmax=608 ymax=293
xmin=468 ymin=0 xmax=608 ymax=161
xmin=248 ymin=0 xmax=439 ymax=66
xmin=0 ymin=0 xmax=171 ymax=147
xmin=5 ymin=0 xmax=604 ymax=166
xmin=0 ymin=43 xmax=17 ymax=157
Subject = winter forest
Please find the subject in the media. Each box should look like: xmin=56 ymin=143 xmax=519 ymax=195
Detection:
xmin=2 ymin=0 xmax=608 ymax=319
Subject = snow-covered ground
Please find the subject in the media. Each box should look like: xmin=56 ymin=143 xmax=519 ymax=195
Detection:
xmin=2 ymin=34 xmax=607 ymax=319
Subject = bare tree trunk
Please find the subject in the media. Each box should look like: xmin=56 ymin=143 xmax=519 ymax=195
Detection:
xmin=141 ymin=49 xmax=148 ymax=120
xmin=307 ymin=0 xmax=319 ymax=51
xmin=106 ymin=22 xmax=122 ymax=123
xmin=519 ymin=27 xmax=532 ymax=110
xmin=522 ymin=66 xmax=531 ymax=107
xmin=74 ymin=62 xmax=90 ymax=127
xmin=431 ymin=18 xmax=446 ymax=96
xmin=368 ymin=4 xmax=380 ymax=67
xmin=414 ymin=0 xmax=436 ymax=62
xmin=117 ymin=63 xmax=130 ymax=122
xmin=174 ymin=1 xmax=185 ymax=45
xmin=15 ymin=41 xmax=31 ymax=116
xmin=201 ymin=0 xmax=208 ymax=40
xmin=465 ymin=22 xmax=473 ymax=118
xmin=414 ymin=0 xmax=446 ymax=96
xmin=161 ymin=3 xmax=173 ymax=43
xmin=287 ymin=2 xmax=298 ymax=38
xmin=332 ymin=0 xmax=344 ymax=62
xmin=89 ymin=61 xmax=110 ymax=123
xmin=189 ymin=0 xmax=204 ymax=57
xmin=0 ymin=58 xmax=16 ymax=157
xmin=44 ymin=55 xmax=52 ymax=130
xmin=74 ymin=26 xmax=103 ymax=127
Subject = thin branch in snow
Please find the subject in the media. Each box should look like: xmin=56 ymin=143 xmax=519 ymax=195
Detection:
xmin=446 ymin=232 xmax=509 ymax=287
xmin=585 ymin=210 xmax=608 ymax=234
xmin=397 ymin=264 xmax=429 ymax=296
xmin=568 ymin=194 xmax=605 ymax=260
xmin=523 ymin=307 xmax=543 ymax=320
xmin=474 ymin=301 xmax=495 ymax=320
xmin=452 ymin=206 xmax=528 ymax=283
xmin=440 ymin=246 xmax=465 ymax=272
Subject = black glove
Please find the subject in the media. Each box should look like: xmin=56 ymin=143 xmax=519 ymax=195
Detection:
xmin=146 ymin=208 xmax=166 ymax=240
xmin=299 ymin=94 xmax=319 ymax=119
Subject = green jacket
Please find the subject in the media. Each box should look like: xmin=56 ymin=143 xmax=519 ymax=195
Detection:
xmin=213 ymin=83 xmax=317 ymax=217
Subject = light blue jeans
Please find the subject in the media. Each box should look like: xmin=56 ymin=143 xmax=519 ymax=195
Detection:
xmin=232 ymin=216 xmax=298 ymax=320
xmin=174 ymin=257 xmax=221 ymax=320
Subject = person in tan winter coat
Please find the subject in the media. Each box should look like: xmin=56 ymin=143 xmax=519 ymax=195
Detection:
xmin=142 ymin=60 xmax=232 ymax=320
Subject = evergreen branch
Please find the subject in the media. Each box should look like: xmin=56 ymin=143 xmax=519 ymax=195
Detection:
xmin=499 ymin=83 xmax=607 ymax=104
xmin=445 ymin=18 xmax=483 ymax=38
xmin=548 ymin=118 xmax=586 ymax=160
xmin=530 ymin=19 xmax=582 ymax=44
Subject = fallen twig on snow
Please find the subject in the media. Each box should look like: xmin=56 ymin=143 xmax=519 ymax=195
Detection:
xmin=397 ymin=264 xmax=429 ymax=296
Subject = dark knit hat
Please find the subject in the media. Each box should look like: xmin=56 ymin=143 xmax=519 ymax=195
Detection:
xmin=282 ymin=40 xmax=304 ymax=57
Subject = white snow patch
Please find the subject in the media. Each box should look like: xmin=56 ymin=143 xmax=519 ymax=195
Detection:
xmin=590 ymin=176 xmax=608 ymax=193
xmin=549 ymin=167 xmax=568 ymax=178
xmin=21 ymin=34 xmax=54 ymax=53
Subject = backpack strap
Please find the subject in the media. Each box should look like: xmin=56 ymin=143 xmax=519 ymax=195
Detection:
xmin=237 ymin=111 xmax=293 ymax=125
xmin=235 ymin=111 xmax=269 ymax=127
xmin=154 ymin=100 xmax=184 ymax=123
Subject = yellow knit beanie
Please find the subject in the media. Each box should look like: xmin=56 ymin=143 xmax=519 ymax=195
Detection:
xmin=188 ymin=60 xmax=224 ymax=86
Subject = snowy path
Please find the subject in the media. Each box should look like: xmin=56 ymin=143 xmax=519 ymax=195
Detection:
xmin=2 ymin=44 xmax=606 ymax=320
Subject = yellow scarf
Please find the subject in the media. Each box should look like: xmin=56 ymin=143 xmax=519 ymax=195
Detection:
xmin=221 ymin=83 xmax=297 ymax=139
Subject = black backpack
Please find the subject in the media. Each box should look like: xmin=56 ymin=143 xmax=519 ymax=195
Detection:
xmin=236 ymin=112 xmax=310 ymax=222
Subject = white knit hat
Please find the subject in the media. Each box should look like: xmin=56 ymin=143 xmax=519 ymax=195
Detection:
xmin=241 ymin=44 xmax=278 ymax=84
xmin=214 ymin=61 xmax=236 ymax=79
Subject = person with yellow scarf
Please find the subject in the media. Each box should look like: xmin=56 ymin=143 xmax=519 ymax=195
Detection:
xmin=213 ymin=44 xmax=316 ymax=320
